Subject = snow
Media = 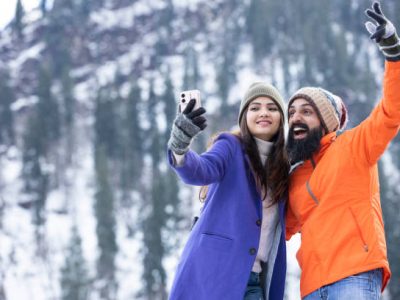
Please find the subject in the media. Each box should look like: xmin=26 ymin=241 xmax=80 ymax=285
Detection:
xmin=11 ymin=95 xmax=39 ymax=112
xmin=286 ymin=235 xmax=301 ymax=299
xmin=91 ymin=1 xmax=168 ymax=30
xmin=91 ymin=6 xmax=135 ymax=30
xmin=1 ymin=108 xmax=102 ymax=299
xmin=9 ymin=42 xmax=45 ymax=79
xmin=0 ymin=1 xmax=397 ymax=299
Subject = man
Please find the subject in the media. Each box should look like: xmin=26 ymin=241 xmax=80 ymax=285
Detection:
xmin=286 ymin=2 xmax=400 ymax=299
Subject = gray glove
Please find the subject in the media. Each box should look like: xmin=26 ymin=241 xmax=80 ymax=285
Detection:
xmin=168 ymin=99 xmax=207 ymax=155
xmin=365 ymin=1 xmax=400 ymax=61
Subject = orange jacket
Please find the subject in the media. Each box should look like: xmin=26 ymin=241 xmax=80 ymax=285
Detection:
xmin=286 ymin=61 xmax=400 ymax=298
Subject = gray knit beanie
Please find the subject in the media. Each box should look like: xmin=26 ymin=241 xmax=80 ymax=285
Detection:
xmin=287 ymin=87 xmax=348 ymax=133
xmin=238 ymin=82 xmax=285 ymax=125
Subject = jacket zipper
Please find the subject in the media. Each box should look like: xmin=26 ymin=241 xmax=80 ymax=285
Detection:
xmin=306 ymin=181 xmax=319 ymax=205
xmin=306 ymin=159 xmax=319 ymax=205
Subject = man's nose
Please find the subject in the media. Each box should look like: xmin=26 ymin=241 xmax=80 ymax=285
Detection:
xmin=289 ymin=112 xmax=302 ymax=124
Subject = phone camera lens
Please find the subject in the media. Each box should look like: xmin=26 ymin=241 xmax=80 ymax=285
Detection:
xmin=181 ymin=93 xmax=185 ymax=98
xmin=182 ymin=99 xmax=186 ymax=103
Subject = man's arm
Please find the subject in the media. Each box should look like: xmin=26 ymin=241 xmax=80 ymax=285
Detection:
xmin=349 ymin=2 xmax=400 ymax=165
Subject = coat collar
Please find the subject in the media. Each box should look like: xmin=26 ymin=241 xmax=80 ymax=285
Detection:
xmin=312 ymin=131 xmax=337 ymax=164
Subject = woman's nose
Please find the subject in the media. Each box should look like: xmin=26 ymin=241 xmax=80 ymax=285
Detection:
xmin=259 ymin=108 xmax=269 ymax=116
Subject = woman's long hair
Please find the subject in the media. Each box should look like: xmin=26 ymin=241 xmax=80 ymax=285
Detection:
xmin=238 ymin=105 xmax=289 ymax=204
xmin=199 ymin=105 xmax=289 ymax=204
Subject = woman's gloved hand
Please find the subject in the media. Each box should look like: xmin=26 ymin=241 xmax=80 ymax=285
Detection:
xmin=167 ymin=99 xmax=207 ymax=155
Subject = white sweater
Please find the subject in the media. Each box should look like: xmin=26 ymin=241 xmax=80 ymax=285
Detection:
xmin=252 ymin=137 xmax=279 ymax=273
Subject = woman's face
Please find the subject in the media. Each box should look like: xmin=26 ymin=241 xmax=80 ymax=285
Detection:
xmin=246 ymin=96 xmax=281 ymax=141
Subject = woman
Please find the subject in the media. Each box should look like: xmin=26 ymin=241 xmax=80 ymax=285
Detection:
xmin=167 ymin=82 xmax=289 ymax=300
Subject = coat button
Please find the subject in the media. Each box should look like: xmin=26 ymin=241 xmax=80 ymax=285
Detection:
xmin=249 ymin=248 xmax=257 ymax=255
xmin=256 ymin=219 xmax=262 ymax=226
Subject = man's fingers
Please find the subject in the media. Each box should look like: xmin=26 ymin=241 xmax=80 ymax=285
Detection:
xmin=373 ymin=2 xmax=383 ymax=16
xmin=371 ymin=25 xmax=386 ymax=42
xmin=366 ymin=9 xmax=386 ymax=25
xmin=365 ymin=22 xmax=377 ymax=35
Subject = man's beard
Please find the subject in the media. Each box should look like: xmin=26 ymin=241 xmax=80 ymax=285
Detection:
xmin=287 ymin=124 xmax=324 ymax=164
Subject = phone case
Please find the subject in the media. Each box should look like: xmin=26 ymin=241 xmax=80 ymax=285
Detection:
xmin=179 ymin=90 xmax=201 ymax=112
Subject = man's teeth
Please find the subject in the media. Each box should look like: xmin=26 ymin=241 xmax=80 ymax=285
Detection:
xmin=294 ymin=128 xmax=306 ymax=133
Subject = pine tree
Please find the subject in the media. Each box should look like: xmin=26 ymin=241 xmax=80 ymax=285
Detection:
xmin=147 ymin=80 xmax=157 ymax=122
xmin=45 ymin=0 xmax=75 ymax=77
xmin=121 ymin=82 xmax=143 ymax=191
xmin=162 ymin=166 xmax=181 ymax=245
xmin=163 ymin=71 xmax=177 ymax=139
xmin=160 ymin=0 xmax=174 ymax=35
xmin=60 ymin=225 xmax=90 ymax=300
xmin=348 ymin=52 xmax=377 ymax=126
xmin=246 ymin=0 xmax=273 ymax=60
xmin=94 ymin=87 xmax=119 ymax=159
xmin=154 ymin=0 xmax=175 ymax=57
xmin=94 ymin=146 xmax=118 ymax=299
xmin=40 ymin=0 xmax=47 ymax=16
xmin=78 ymin=0 xmax=93 ymax=18
xmin=0 ymin=71 xmax=15 ymax=147
xmin=141 ymin=81 xmax=168 ymax=299
xmin=61 ymin=67 xmax=75 ymax=129
xmin=60 ymin=67 xmax=76 ymax=166
xmin=21 ymin=110 xmax=48 ymax=228
xmin=13 ymin=0 xmax=24 ymax=39
xmin=142 ymin=131 xmax=167 ymax=299
xmin=20 ymin=67 xmax=56 ymax=219
xmin=323 ymin=29 xmax=352 ymax=94
xmin=182 ymin=47 xmax=200 ymax=90
xmin=117 ymin=82 xmax=142 ymax=239
xmin=52 ymin=0 xmax=75 ymax=11
xmin=37 ymin=65 xmax=61 ymax=146
xmin=216 ymin=28 xmax=238 ymax=111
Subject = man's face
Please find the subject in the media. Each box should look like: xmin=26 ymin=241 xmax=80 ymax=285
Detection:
xmin=288 ymin=98 xmax=323 ymax=139
xmin=287 ymin=98 xmax=325 ymax=163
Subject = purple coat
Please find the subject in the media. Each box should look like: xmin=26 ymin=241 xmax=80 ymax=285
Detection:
xmin=167 ymin=133 xmax=287 ymax=300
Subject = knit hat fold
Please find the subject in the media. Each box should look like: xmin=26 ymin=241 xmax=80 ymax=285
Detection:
xmin=239 ymin=82 xmax=285 ymax=124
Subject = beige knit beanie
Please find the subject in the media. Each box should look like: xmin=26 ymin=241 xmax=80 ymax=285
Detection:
xmin=238 ymin=82 xmax=285 ymax=124
xmin=287 ymin=87 xmax=348 ymax=133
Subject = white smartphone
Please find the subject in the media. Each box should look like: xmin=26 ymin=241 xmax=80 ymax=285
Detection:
xmin=179 ymin=89 xmax=201 ymax=113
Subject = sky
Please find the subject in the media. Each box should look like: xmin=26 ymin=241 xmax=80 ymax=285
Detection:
xmin=0 ymin=0 xmax=39 ymax=29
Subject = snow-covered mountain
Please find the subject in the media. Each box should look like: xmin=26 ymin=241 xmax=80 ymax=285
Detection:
xmin=0 ymin=0 xmax=399 ymax=299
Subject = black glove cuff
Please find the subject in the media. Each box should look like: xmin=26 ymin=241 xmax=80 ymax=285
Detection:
xmin=379 ymin=34 xmax=400 ymax=61
xmin=379 ymin=34 xmax=398 ymax=47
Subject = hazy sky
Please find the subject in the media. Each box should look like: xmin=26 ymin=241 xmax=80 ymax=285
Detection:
xmin=0 ymin=0 xmax=39 ymax=29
